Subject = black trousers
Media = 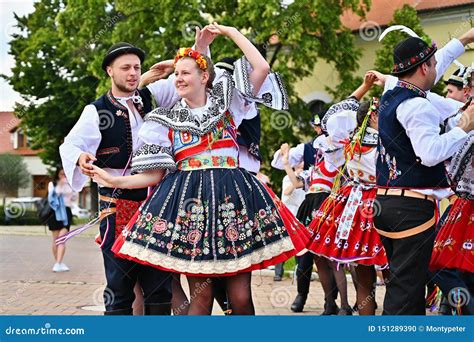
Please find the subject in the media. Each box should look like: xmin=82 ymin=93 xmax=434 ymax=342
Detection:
xmin=374 ymin=195 xmax=436 ymax=315
xmin=99 ymin=187 xmax=172 ymax=313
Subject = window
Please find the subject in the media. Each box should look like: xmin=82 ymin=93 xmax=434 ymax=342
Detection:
xmin=12 ymin=129 xmax=29 ymax=149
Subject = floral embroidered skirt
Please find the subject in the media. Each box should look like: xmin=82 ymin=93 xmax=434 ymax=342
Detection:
xmin=112 ymin=167 xmax=310 ymax=276
xmin=430 ymin=198 xmax=474 ymax=273
xmin=306 ymin=184 xmax=388 ymax=267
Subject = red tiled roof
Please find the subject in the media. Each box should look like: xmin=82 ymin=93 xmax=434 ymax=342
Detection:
xmin=0 ymin=111 xmax=38 ymax=156
xmin=342 ymin=0 xmax=474 ymax=31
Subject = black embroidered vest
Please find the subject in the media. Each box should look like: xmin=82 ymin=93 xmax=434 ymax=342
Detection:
xmin=92 ymin=88 xmax=153 ymax=169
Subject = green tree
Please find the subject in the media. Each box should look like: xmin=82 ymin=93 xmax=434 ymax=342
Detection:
xmin=5 ymin=0 xmax=371 ymax=192
xmin=371 ymin=4 xmax=445 ymax=98
xmin=0 ymin=153 xmax=30 ymax=204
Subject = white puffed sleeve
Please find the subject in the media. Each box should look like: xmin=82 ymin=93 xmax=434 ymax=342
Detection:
xmin=59 ymin=105 xmax=101 ymax=192
xmin=131 ymin=120 xmax=175 ymax=174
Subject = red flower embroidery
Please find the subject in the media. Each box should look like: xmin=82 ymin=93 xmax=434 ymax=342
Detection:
xmin=188 ymin=158 xmax=202 ymax=168
xmin=227 ymin=157 xmax=236 ymax=167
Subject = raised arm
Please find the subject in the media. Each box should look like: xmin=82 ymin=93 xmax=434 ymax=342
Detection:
xmin=350 ymin=72 xmax=377 ymax=100
xmin=207 ymin=23 xmax=270 ymax=95
xmin=280 ymin=143 xmax=304 ymax=189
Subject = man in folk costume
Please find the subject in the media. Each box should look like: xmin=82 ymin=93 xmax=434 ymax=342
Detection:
xmin=374 ymin=29 xmax=474 ymax=315
xmin=445 ymin=63 xmax=471 ymax=103
xmin=59 ymin=42 xmax=180 ymax=315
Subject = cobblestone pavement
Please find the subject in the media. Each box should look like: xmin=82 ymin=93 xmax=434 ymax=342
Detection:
xmin=0 ymin=228 xmax=386 ymax=315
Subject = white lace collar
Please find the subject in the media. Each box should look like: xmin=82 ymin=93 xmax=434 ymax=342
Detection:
xmin=144 ymin=73 xmax=233 ymax=135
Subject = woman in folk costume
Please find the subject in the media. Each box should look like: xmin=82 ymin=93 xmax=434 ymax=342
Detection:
xmin=430 ymin=67 xmax=474 ymax=315
xmin=91 ymin=23 xmax=309 ymax=315
xmin=281 ymin=73 xmax=381 ymax=315
xmin=306 ymin=94 xmax=389 ymax=315
xmin=429 ymin=130 xmax=474 ymax=315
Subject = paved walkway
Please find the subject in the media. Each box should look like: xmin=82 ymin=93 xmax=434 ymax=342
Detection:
xmin=0 ymin=227 xmax=386 ymax=315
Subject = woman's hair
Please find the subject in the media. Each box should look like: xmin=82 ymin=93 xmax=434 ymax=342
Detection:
xmin=52 ymin=167 xmax=63 ymax=186
xmin=356 ymin=101 xmax=370 ymax=127
xmin=201 ymin=55 xmax=215 ymax=89
xmin=174 ymin=48 xmax=215 ymax=89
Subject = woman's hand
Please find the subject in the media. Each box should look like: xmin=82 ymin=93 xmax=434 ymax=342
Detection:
xmin=367 ymin=70 xmax=387 ymax=87
xmin=363 ymin=72 xmax=377 ymax=89
xmin=280 ymin=143 xmax=290 ymax=166
xmin=205 ymin=22 xmax=237 ymax=38
xmin=90 ymin=165 xmax=116 ymax=188
xmin=194 ymin=26 xmax=218 ymax=53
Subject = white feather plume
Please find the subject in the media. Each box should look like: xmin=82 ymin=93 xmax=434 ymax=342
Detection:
xmin=378 ymin=25 xmax=419 ymax=42
xmin=453 ymin=60 xmax=465 ymax=74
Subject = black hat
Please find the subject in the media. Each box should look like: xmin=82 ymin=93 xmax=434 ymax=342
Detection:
xmin=102 ymin=42 xmax=145 ymax=71
xmin=391 ymin=37 xmax=437 ymax=75
xmin=214 ymin=57 xmax=236 ymax=73
xmin=444 ymin=68 xmax=466 ymax=88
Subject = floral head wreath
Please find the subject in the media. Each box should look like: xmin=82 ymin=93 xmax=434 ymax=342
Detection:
xmin=174 ymin=48 xmax=208 ymax=71
xmin=463 ymin=62 xmax=474 ymax=88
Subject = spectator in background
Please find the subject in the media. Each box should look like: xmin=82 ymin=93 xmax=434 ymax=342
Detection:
xmin=47 ymin=168 xmax=77 ymax=272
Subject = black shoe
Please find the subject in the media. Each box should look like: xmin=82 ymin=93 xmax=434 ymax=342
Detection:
xmin=338 ymin=306 xmax=353 ymax=315
xmin=321 ymin=303 xmax=339 ymax=315
xmin=290 ymin=294 xmax=307 ymax=312
xmin=144 ymin=303 xmax=172 ymax=315
xmin=274 ymin=275 xmax=283 ymax=281
xmin=104 ymin=308 xmax=133 ymax=315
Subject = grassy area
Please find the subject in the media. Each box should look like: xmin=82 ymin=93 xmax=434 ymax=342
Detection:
xmin=283 ymin=256 xmax=297 ymax=272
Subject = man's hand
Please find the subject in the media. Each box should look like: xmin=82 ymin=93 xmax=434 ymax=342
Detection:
xmin=150 ymin=59 xmax=174 ymax=73
xmin=139 ymin=63 xmax=173 ymax=88
xmin=458 ymin=27 xmax=474 ymax=46
xmin=77 ymin=152 xmax=96 ymax=177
